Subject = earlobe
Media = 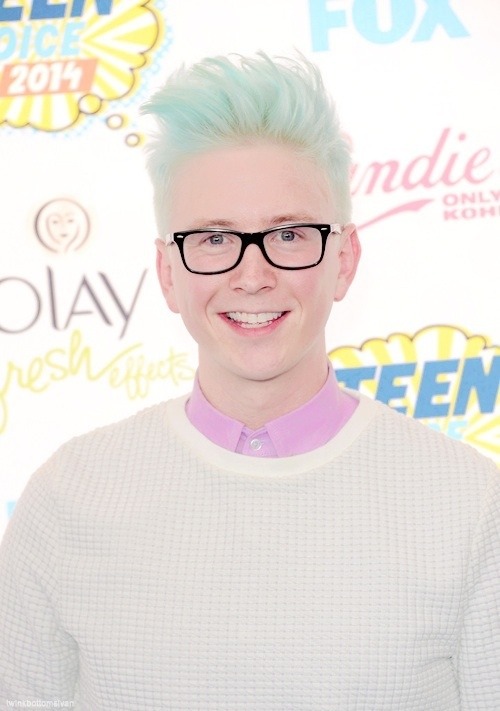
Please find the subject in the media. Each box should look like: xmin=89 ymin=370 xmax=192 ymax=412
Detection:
xmin=334 ymin=223 xmax=361 ymax=302
xmin=155 ymin=238 xmax=180 ymax=313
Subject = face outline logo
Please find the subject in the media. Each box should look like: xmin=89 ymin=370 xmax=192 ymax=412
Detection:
xmin=34 ymin=198 xmax=90 ymax=253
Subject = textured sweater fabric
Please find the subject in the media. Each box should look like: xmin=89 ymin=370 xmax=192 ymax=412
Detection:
xmin=0 ymin=392 xmax=499 ymax=710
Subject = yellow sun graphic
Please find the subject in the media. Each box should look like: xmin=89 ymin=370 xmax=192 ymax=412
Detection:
xmin=0 ymin=0 xmax=164 ymax=130
xmin=329 ymin=325 xmax=499 ymax=465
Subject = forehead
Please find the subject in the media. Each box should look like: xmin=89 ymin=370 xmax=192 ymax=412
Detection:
xmin=168 ymin=143 xmax=335 ymax=231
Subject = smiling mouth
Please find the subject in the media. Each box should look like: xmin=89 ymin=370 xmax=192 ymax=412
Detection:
xmin=225 ymin=311 xmax=286 ymax=329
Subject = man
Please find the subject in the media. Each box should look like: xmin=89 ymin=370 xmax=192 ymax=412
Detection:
xmin=1 ymin=53 xmax=499 ymax=710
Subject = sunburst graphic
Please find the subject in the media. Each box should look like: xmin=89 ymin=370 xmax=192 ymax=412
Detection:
xmin=329 ymin=325 xmax=500 ymax=465
xmin=0 ymin=0 xmax=164 ymax=131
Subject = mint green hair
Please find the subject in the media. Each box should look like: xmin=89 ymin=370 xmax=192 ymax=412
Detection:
xmin=141 ymin=52 xmax=352 ymax=236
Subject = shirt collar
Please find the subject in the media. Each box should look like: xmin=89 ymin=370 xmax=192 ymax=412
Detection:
xmin=186 ymin=365 xmax=357 ymax=456
xmin=264 ymin=367 xmax=356 ymax=455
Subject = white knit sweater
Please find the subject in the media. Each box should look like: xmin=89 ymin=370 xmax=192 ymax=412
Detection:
xmin=0 ymin=393 xmax=499 ymax=710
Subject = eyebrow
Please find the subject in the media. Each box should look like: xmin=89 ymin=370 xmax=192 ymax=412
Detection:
xmin=188 ymin=214 xmax=319 ymax=230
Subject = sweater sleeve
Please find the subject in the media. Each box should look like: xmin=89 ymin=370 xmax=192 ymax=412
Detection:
xmin=455 ymin=461 xmax=500 ymax=709
xmin=0 ymin=458 xmax=78 ymax=708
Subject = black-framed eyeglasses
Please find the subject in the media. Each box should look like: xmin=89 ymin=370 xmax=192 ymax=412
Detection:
xmin=164 ymin=223 xmax=343 ymax=275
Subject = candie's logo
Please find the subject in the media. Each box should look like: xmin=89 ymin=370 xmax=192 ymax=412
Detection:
xmin=329 ymin=325 xmax=500 ymax=465
xmin=353 ymin=128 xmax=500 ymax=228
xmin=0 ymin=0 xmax=166 ymax=131
xmin=310 ymin=0 xmax=469 ymax=50
xmin=35 ymin=198 xmax=90 ymax=252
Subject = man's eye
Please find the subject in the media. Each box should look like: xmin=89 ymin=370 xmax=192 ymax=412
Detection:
xmin=278 ymin=230 xmax=298 ymax=242
xmin=201 ymin=232 xmax=227 ymax=245
xmin=208 ymin=234 xmax=225 ymax=245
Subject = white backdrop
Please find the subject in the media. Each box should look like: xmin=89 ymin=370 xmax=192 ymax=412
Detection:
xmin=1 ymin=0 xmax=499 ymax=538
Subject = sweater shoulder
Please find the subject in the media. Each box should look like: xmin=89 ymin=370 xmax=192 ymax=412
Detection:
xmin=32 ymin=399 xmax=178 ymax=493
xmin=362 ymin=396 xmax=498 ymax=487
xmin=66 ymin=400 xmax=170 ymax=450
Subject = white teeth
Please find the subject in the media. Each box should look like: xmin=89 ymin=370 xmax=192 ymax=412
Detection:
xmin=226 ymin=311 xmax=283 ymax=325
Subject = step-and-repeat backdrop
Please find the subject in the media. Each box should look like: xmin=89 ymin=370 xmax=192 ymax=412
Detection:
xmin=1 ymin=0 xmax=498 ymax=538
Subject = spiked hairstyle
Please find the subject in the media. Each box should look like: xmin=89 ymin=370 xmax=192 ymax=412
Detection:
xmin=142 ymin=53 xmax=352 ymax=236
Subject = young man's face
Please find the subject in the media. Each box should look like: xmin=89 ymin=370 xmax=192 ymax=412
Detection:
xmin=156 ymin=143 xmax=360 ymax=394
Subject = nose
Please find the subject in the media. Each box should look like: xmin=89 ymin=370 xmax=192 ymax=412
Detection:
xmin=228 ymin=243 xmax=277 ymax=293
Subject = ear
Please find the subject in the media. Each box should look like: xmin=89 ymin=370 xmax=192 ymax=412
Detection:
xmin=334 ymin=223 xmax=361 ymax=302
xmin=155 ymin=238 xmax=180 ymax=313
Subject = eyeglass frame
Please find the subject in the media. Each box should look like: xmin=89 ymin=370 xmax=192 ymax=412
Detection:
xmin=163 ymin=223 xmax=343 ymax=275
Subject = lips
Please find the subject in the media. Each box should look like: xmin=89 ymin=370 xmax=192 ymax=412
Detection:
xmin=225 ymin=311 xmax=285 ymax=328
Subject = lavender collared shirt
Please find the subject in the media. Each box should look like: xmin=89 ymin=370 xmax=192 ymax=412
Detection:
xmin=186 ymin=366 xmax=358 ymax=457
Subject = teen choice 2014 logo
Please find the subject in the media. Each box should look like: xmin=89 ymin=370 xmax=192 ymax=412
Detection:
xmin=0 ymin=0 xmax=166 ymax=131
xmin=329 ymin=325 xmax=499 ymax=465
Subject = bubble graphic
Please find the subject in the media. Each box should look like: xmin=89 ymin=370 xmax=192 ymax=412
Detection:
xmin=106 ymin=113 xmax=143 ymax=147
xmin=78 ymin=94 xmax=102 ymax=115
xmin=125 ymin=133 xmax=141 ymax=147
xmin=106 ymin=114 xmax=125 ymax=130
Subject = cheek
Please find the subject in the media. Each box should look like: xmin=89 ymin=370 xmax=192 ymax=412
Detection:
xmin=298 ymin=266 xmax=337 ymax=303
xmin=172 ymin=274 xmax=217 ymax=324
xmin=297 ymin=269 xmax=338 ymax=325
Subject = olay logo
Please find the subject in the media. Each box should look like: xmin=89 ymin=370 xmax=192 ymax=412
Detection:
xmin=352 ymin=128 xmax=499 ymax=227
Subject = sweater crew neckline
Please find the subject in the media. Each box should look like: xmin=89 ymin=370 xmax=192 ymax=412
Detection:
xmin=164 ymin=389 xmax=380 ymax=477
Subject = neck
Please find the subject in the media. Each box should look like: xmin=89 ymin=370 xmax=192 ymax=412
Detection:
xmin=197 ymin=357 xmax=330 ymax=429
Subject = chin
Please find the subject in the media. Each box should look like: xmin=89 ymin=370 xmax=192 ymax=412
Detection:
xmin=230 ymin=360 xmax=294 ymax=384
